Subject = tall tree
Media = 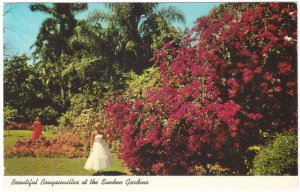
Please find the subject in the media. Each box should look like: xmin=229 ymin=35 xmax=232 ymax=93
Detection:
xmin=4 ymin=55 xmax=39 ymax=121
xmin=30 ymin=3 xmax=87 ymax=62
xmin=90 ymin=3 xmax=185 ymax=73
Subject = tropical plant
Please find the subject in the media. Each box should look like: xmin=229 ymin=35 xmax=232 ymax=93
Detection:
xmin=104 ymin=2 xmax=297 ymax=175
xmin=89 ymin=3 xmax=185 ymax=73
xmin=30 ymin=3 xmax=87 ymax=62
xmin=69 ymin=20 xmax=109 ymax=56
xmin=194 ymin=2 xmax=297 ymax=151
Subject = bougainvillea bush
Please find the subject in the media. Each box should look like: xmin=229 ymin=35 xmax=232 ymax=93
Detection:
xmin=5 ymin=132 xmax=87 ymax=158
xmin=104 ymin=3 xmax=297 ymax=175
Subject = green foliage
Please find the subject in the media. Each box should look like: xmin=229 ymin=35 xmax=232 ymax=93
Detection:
xmin=33 ymin=54 xmax=125 ymax=124
xmin=72 ymin=108 xmax=99 ymax=138
xmin=29 ymin=106 xmax=59 ymax=124
xmin=192 ymin=164 xmax=232 ymax=175
xmin=69 ymin=20 xmax=108 ymax=56
xmin=124 ymin=66 xmax=160 ymax=98
xmin=4 ymin=3 xmax=185 ymax=127
xmin=251 ymin=132 xmax=298 ymax=175
xmin=30 ymin=3 xmax=88 ymax=61
xmin=58 ymin=94 xmax=91 ymax=129
xmin=4 ymin=55 xmax=64 ymax=124
xmin=206 ymin=164 xmax=232 ymax=175
xmin=4 ymin=55 xmax=41 ymax=121
xmin=4 ymin=106 xmax=17 ymax=124
xmin=57 ymin=94 xmax=102 ymax=135
xmin=243 ymin=145 xmax=262 ymax=174
xmin=150 ymin=26 xmax=185 ymax=52
xmin=89 ymin=3 xmax=185 ymax=73
xmin=43 ymin=125 xmax=61 ymax=134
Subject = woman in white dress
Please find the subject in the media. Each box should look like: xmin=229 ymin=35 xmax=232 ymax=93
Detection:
xmin=84 ymin=122 xmax=113 ymax=171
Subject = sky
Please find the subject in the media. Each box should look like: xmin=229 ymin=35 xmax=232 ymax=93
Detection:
xmin=3 ymin=2 xmax=220 ymax=57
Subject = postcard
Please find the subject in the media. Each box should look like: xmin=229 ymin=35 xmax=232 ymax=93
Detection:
xmin=1 ymin=0 xmax=299 ymax=191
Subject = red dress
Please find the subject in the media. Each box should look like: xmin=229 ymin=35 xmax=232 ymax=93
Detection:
xmin=32 ymin=121 xmax=42 ymax=140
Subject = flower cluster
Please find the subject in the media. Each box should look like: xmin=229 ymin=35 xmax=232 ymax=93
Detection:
xmin=5 ymin=132 xmax=87 ymax=158
xmin=4 ymin=122 xmax=32 ymax=130
xmin=104 ymin=3 xmax=297 ymax=175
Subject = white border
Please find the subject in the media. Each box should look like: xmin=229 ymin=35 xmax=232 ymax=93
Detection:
xmin=1 ymin=0 xmax=299 ymax=192
xmin=3 ymin=176 xmax=299 ymax=192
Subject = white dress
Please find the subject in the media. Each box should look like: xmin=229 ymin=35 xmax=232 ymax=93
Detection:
xmin=84 ymin=134 xmax=113 ymax=171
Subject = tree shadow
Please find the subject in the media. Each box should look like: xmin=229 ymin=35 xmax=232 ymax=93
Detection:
xmin=3 ymin=135 xmax=24 ymax=138
xmin=93 ymin=171 xmax=127 ymax=176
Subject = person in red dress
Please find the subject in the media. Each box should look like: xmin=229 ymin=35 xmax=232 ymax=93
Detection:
xmin=32 ymin=117 xmax=43 ymax=140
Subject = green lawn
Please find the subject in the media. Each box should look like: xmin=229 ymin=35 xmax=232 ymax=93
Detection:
xmin=4 ymin=130 xmax=55 ymax=151
xmin=4 ymin=157 xmax=127 ymax=176
xmin=4 ymin=130 xmax=128 ymax=176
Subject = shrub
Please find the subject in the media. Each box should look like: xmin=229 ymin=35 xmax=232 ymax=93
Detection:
xmin=124 ymin=66 xmax=160 ymax=99
xmin=104 ymin=3 xmax=297 ymax=175
xmin=43 ymin=125 xmax=61 ymax=134
xmin=251 ymin=132 xmax=298 ymax=175
xmin=58 ymin=94 xmax=93 ymax=130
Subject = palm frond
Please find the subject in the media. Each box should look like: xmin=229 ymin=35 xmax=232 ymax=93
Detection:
xmin=30 ymin=3 xmax=53 ymax=15
xmin=87 ymin=10 xmax=111 ymax=23
xmin=71 ymin=3 xmax=88 ymax=13
xmin=157 ymin=6 xmax=185 ymax=24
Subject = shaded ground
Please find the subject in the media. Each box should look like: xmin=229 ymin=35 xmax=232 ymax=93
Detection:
xmin=93 ymin=171 xmax=127 ymax=176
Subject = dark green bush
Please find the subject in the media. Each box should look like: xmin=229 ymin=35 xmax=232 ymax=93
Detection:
xmin=252 ymin=132 xmax=298 ymax=175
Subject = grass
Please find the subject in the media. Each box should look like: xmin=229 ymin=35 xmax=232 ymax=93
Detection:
xmin=4 ymin=130 xmax=55 ymax=151
xmin=4 ymin=157 xmax=127 ymax=176
xmin=3 ymin=130 xmax=128 ymax=176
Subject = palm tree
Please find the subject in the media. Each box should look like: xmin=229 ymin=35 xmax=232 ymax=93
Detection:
xmin=89 ymin=3 xmax=185 ymax=73
xmin=69 ymin=20 xmax=109 ymax=56
xmin=30 ymin=3 xmax=88 ymax=62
